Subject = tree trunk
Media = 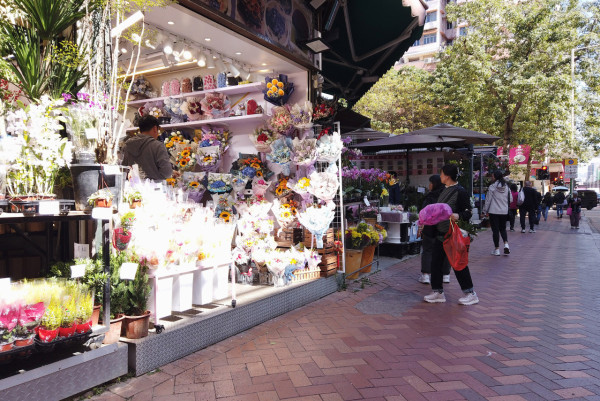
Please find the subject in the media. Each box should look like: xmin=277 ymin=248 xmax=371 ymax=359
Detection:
xmin=503 ymin=115 xmax=513 ymax=154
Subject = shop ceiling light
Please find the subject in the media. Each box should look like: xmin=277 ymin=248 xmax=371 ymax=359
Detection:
xmin=228 ymin=62 xmax=241 ymax=78
xmin=145 ymin=39 xmax=156 ymax=49
xmin=183 ymin=49 xmax=193 ymax=60
xmin=204 ymin=37 xmax=211 ymax=42
xmin=111 ymin=11 xmax=144 ymax=38
xmin=197 ymin=53 xmax=207 ymax=67
xmin=167 ymin=21 xmax=174 ymax=25
xmin=163 ymin=41 xmax=173 ymax=55
xmin=215 ymin=57 xmax=227 ymax=73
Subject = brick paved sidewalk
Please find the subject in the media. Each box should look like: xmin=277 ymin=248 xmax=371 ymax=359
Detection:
xmin=89 ymin=214 xmax=600 ymax=401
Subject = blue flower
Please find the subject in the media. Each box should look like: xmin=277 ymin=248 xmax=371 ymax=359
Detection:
xmin=211 ymin=180 xmax=225 ymax=188
xmin=241 ymin=166 xmax=257 ymax=178
xmin=200 ymin=139 xmax=211 ymax=147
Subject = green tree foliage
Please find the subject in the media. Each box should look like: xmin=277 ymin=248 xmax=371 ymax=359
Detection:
xmin=431 ymin=0 xmax=593 ymax=159
xmin=353 ymin=66 xmax=447 ymax=135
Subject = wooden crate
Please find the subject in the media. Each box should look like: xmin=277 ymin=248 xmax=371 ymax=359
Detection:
xmin=303 ymin=228 xmax=335 ymax=249
xmin=276 ymin=227 xmax=303 ymax=248
xmin=319 ymin=251 xmax=338 ymax=272
xmin=290 ymin=268 xmax=321 ymax=283
xmin=320 ymin=268 xmax=337 ymax=278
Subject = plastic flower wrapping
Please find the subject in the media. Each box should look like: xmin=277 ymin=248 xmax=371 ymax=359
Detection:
xmin=308 ymin=169 xmax=340 ymax=206
xmin=304 ymin=248 xmax=322 ymax=270
xmin=252 ymin=176 xmax=273 ymax=197
xmin=312 ymin=98 xmax=336 ymax=123
xmin=197 ymin=145 xmax=221 ymax=172
xmin=182 ymin=172 xmax=206 ymax=203
xmin=271 ymin=197 xmax=298 ymax=235
xmin=172 ymin=142 xmax=198 ymax=171
xmin=268 ymin=106 xmax=295 ymax=137
xmin=249 ymin=126 xmax=278 ymax=153
xmin=164 ymin=97 xmax=187 ymax=124
xmin=273 ymin=175 xmax=292 ymax=198
xmin=195 ymin=127 xmax=230 ymax=152
xmin=130 ymin=75 xmax=156 ymax=99
xmin=286 ymin=176 xmax=313 ymax=207
xmin=266 ymin=137 xmax=293 ymax=176
xmin=214 ymin=195 xmax=235 ymax=223
xmin=263 ymin=74 xmax=294 ymax=106
xmin=200 ymin=92 xmax=231 ymax=119
xmin=291 ymin=138 xmax=318 ymax=167
xmin=290 ymin=101 xmax=313 ymax=129
xmin=316 ymin=131 xmax=344 ymax=163
xmin=236 ymin=195 xmax=273 ymax=219
xmin=418 ymin=203 xmax=453 ymax=226
xmin=181 ymin=96 xmax=203 ymax=121
xmin=231 ymin=154 xmax=273 ymax=181
xmin=298 ymin=203 xmax=336 ymax=248
xmin=231 ymin=174 xmax=249 ymax=199
xmin=207 ymin=172 xmax=232 ymax=193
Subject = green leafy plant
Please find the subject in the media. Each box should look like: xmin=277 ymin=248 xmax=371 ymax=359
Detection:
xmin=40 ymin=299 xmax=62 ymax=330
xmin=87 ymin=188 xmax=113 ymax=205
xmin=123 ymin=190 xmax=142 ymax=204
xmin=120 ymin=211 xmax=135 ymax=233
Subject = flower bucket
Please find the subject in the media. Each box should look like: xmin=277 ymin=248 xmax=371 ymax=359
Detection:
xmin=103 ymin=316 xmax=124 ymax=344
xmin=112 ymin=228 xmax=132 ymax=251
xmin=345 ymin=249 xmax=363 ymax=280
xmin=360 ymin=245 xmax=376 ymax=273
xmin=14 ymin=337 xmax=34 ymax=347
xmin=91 ymin=305 xmax=101 ymax=326
xmin=75 ymin=319 xmax=92 ymax=334
xmin=58 ymin=325 xmax=76 ymax=338
xmin=121 ymin=311 xmax=150 ymax=339
xmin=37 ymin=327 xmax=59 ymax=343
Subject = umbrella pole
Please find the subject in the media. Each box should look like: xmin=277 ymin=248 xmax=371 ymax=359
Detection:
xmin=479 ymin=154 xmax=484 ymax=212
xmin=468 ymin=145 xmax=474 ymax=198
xmin=405 ymin=149 xmax=410 ymax=208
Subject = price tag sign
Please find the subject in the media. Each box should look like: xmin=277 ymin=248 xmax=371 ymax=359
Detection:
xmin=376 ymin=214 xmax=382 ymax=223
xmin=363 ymin=196 xmax=370 ymax=206
xmin=0 ymin=278 xmax=11 ymax=292
xmin=92 ymin=207 xmax=113 ymax=220
xmin=102 ymin=164 xmax=121 ymax=175
xmin=85 ymin=128 xmax=98 ymax=139
xmin=38 ymin=200 xmax=60 ymax=215
xmin=74 ymin=243 xmax=89 ymax=259
xmin=70 ymin=264 xmax=86 ymax=278
xmin=120 ymin=263 xmax=138 ymax=280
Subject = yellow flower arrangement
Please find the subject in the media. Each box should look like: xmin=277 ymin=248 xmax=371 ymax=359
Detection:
xmin=181 ymin=149 xmax=191 ymax=158
xmin=166 ymin=178 xmax=176 ymax=187
xmin=197 ymin=252 xmax=206 ymax=261
xmin=204 ymin=155 xmax=213 ymax=163
xmin=189 ymin=181 xmax=200 ymax=189
xmin=219 ymin=211 xmax=231 ymax=222
xmin=165 ymin=141 xmax=174 ymax=148
xmin=250 ymin=162 xmax=261 ymax=169
xmin=179 ymin=159 xmax=188 ymax=167
xmin=281 ymin=210 xmax=292 ymax=219
xmin=298 ymin=177 xmax=310 ymax=189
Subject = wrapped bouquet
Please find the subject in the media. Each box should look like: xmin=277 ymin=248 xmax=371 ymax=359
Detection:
xmin=268 ymin=106 xmax=295 ymax=137
xmin=273 ymin=175 xmax=292 ymax=198
xmin=298 ymin=203 xmax=336 ymax=248
xmin=249 ymin=126 xmax=278 ymax=153
xmin=181 ymin=97 xmax=203 ymax=121
xmin=291 ymin=138 xmax=318 ymax=168
xmin=231 ymin=154 xmax=272 ymax=180
xmin=290 ymin=101 xmax=313 ymax=129
xmin=316 ymin=131 xmax=344 ymax=163
xmin=207 ymin=172 xmax=232 ymax=194
xmin=308 ymin=170 xmax=340 ymax=206
xmin=263 ymin=74 xmax=294 ymax=106
xmin=252 ymin=176 xmax=272 ymax=197
xmin=271 ymin=198 xmax=297 ymax=235
xmin=266 ymin=137 xmax=293 ymax=176
xmin=164 ymin=97 xmax=187 ymax=124
xmin=182 ymin=172 xmax=206 ymax=203
xmin=201 ymin=92 xmax=231 ymax=119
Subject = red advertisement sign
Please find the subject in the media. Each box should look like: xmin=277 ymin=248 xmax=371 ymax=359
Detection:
xmin=509 ymin=145 xmax=530 ymax=165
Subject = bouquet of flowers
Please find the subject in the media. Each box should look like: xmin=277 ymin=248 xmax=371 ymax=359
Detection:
xmin=173 ymin=143 xmax=198 ymax=171
xmin=264 ymin=249 xmax=290 ymax=285
xmin=303 ymin=248 xmax=322 ymax=270
xmin=298 ymin=203 xmax=336 ymax=248
xmin=181 ymin=97 xmax=203 ymax=121
xmin=266 ymin=137 xmax=293 ymax=176
xmin=196 ymin=127 xmax=230 ymax=153
xmin=252 ymin=176 xmax=272 ymax=197
xmin=182 ymin=172 xmax=206 ymax=203
xmin=290 ymin=101 xmax=313 ymax=129
xmin=271 ymin=198 xmax=297 ymax=235
xmin=268 ymin=106 xmax=295 ymax=137
xmin=291 ymin=138 xmax=318 ymax=167
xmin=231 ymin=154 xmax=273 ymax=180
xmin=200 ymin=92 xmax=231 ymax=119
xmin=249 ymin=126 xmax=278 ymax=153
xmin=130 ymin=76 xmax=156 ymax=99
xmin=273 ymin=176 xmax=292 ymax=198
xmin=345 ymin=223 xmax=374 ymax=250
xmin=286 ymin=176 xmax=313 ymax=207
xmin=317 ymin=131 xmax=344 ymax=163
xmin=236 ymin=195 xmax=273 ymax=219
xmin=164 ymin=97 xmax=187 ymax=124
xmin=231 ymin=174 xmax=249 ymax=199
xmin=196 ymin=146 xmax=221 ymax=172
xmin=215 ymin=196 xmax=235 ymax=223
xmin=207 ymin=172 xmax=232 ymax=193
xmin=313 ymin=98 xmax=336 ymax=124
xmin=308 ymin=170 xmax=340 ymax=205
xmin=263 ymin=74 xmax=294 ymax=106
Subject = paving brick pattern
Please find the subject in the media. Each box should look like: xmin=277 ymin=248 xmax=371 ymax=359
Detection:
xmin=89 ymin=214 xmax=600 ymax=401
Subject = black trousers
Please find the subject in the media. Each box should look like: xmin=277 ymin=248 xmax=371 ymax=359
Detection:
xmin=519 ymin=206 xmax=536 ymax=230
xmin=508 ymin=209 xmax=517 ymax=229
xmin=421 ymin=233 xmax=450 ymax=275
xmin=430 ymin=236 xmax=474 ymax=292
xmin=489 ymin=213 xmax=508 ymax=247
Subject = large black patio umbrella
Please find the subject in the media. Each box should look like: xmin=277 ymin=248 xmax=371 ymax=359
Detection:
xmin=404 ymin=123 xmax=499 ymax=145
xmin=352 ymin=133 xmax=465 ymax=152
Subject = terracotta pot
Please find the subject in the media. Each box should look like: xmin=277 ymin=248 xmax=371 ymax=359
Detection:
xmin=345 ymin=249 xmax=364 ymax=280
xmin=37 ymin=327 xmax=59 ymax=343
xmin=92 ymin=305 xmax=101 ymax=326
xmin=360 ymin=245 xmax=376 ymax=273
xmin=0 ymin=343 xmax=13 ymax=352
xmin=95 ymin=199 xmax=112 ymax=208
xmin=103 ymin=316 xmax=124 ymax=344
xmin=75 ymin=320 xmax=92 ymax=334
xmin=121 ymin=311 xmax=150 ymax=339
xmin=129 ymin=200 xmax=142 ymax=209
xmin=58 ymin=325 xmax=76 ymax=338
xmin=14 ymin=338 xmax=34 ymax=347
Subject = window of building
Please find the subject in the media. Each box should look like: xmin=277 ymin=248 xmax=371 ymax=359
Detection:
xmin=459 ymin=27 xmax=468 ymax=36
xmin=425 ymin=12 xmax=437 ymax=23
xmin=447 ymin=21 xmax=454 ymax=30
xmin=423 ymin=34 xmax=436 ymax=45
xmin=413 ymin=39 xmax=421 ymax=47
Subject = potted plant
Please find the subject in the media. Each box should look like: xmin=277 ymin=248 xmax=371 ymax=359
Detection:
xmin=124 ymin=190 xmax=143 ymax=209
xmin=74 ymin=291 xmax=94 ymax=334
xmin=37 ymin=300 xmax=62 ymax=343
xmin=87 ymin=188 xmax=114 ymax=208
xmin=113 ymin=211 xmax=135 ymax=251
xmin=81 ymin=258 xmax=107 ymax=326
xmin=14 ymin=302 xmax=45 ymax=346
xmin=344 ymin=223 xmax=372 ymax=279
xmin=120 ymin=259 xmax=151 ymax=339
xmin=58 ymin=297 xmax=77 ymax=338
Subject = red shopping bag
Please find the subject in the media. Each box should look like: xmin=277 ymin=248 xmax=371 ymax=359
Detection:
xmin=443 ymin=219 xmax=470 ymax=271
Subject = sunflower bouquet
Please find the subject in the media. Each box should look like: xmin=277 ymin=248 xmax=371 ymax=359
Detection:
xmin=207 ymin=172 xmax=232 ymax=194
xmin=266 ymin=137 xmax=293 ymax=176
xmin=163 ymin=130 xmax=189 ymax=156
xmin=286 ymin=176 xmax=313 ymax=207
xmin=196 ymin=146 xmax=221 ymax=172
xmin=231 ymin=154 xmax=273 ymax=181
xmin=174 ymin=143 xmax=198 ymax=171
xmin=182 ymin=172 xmax=206 ymax=203
xmin=273 ymin=175 xmax=292 ymax=198
xmin=271 ymin=198 xmax=298 ymax=234
xmin=268 ymin=106 xmax=295 ymax=137
xmin=291 ymin=137 xmax=318 ymax=167
xmin=263 ymin=74 xmax=294 ymax=107
xmin=215 ymin=196 xmax=235 ymax=223
xmin=249 ymin=126 xmax=278 ymax=153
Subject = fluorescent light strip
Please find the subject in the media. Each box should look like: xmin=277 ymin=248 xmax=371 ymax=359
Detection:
xmin=111 ymin=11 xmax=144 ymax=38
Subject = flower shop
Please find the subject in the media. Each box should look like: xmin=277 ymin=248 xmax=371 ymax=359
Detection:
xmin=0 ymin=0 xmax=373 ymax=398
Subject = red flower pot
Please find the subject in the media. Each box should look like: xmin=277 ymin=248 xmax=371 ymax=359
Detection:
xmin=75 ymin=320 xmax=92 ymax=334
xmin=58 ymin=325 xmax=76 ymax=338
xmin=0 ymin=343 xmax=13 ymax=352
xmin=95 ymin=199 xmax=112 ymax=208
xmin=113 ymin=227 xmax=132 ymax=251
xmin=37 ymin=327 xmax=59 ymax=343
xmin=14 ymin=338 xmax=34 ymax=347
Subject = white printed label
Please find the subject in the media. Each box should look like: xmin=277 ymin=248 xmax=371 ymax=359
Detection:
xmin=120 ymin=263 xmax=138 ymax=280
xmin=363 ymin=196 xmax=370 ymax=206
xmin=85 ymin=128 xmax=98 ymax=139
xmin=38 ymin=200 xmax=59 ymax=215
xmin=70 ymin=264 xmax=86 ymax=278
xmin=92 ymin=207 xmax=113 ymax=220
xmin=74 ymin=243 xmax=89 ymax=259
xmin=102 ymin=164 xmax=121 ymax=175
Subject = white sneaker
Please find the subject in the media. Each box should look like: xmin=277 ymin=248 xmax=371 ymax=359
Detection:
xmin=529 ymin=229 xmax=536 ymax=233
xmin=458 ymin=292 xmax=479 ymax=305
xmin=424 ymin=292 xmax=446 ymax=303
xmin=504 ymin=244 xmax=510 ymax=255
xmin=521 ymin=229 xmax=526 ymax=233
xmin=418 ymin=273 xmax=431 ymax=284
xmin=443 ymin=275 xmax=450 ymax=283
xmin=491 ymin=249 xmax=500 ymax=256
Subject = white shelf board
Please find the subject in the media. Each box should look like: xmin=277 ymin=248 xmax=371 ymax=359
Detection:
xmin=126 ymin=82 xmax=264 ymax=106
xmin=125 ymin=113 xmax=267 ymax=132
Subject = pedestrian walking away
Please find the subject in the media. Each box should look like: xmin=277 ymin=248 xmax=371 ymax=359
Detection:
xmin=424 ymin=164 xmax=479 ymax=306
xmin=508 ymin=183 xmax=518 ymax=231
xmin=482 ymin=170 xmax=510 ymax=256
xmin=519 ymin=181 xmax=538 ymax=233
xmin=554 ymin=190 xmax=566 ymax=218
xmin=568 ymin=191 xmax=582 ymax=229
xmin=418 ymin=175 xmax=451 ymax=285
xmin=542 ymin=192 xmax=553 ymax=221
xmin=534 ymin=189 xmax=543 ymax=225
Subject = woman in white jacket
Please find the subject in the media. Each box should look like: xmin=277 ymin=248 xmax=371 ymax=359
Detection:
xmin=483 ymin=170 xmax=510 ymax=256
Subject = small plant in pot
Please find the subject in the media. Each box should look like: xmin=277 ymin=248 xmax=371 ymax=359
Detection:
xmin=124 ymin=190 xmax=143 ymax=209
xmin=37 ymin=300 xmax=62 ymax=343
xmin=87 ymin=188 xmax=114 ymax=208
xmin=120 ymin=259 xmax=151 ymax=339
xmin=59 ymin=297 xmax=77 ymax=338
xmin=113 ymin=211 xmax=135 ymax=251
xmin=74 ymin=291 xmax=94 ymax=334
xmin=80 ymin=258 xmax=107 ymax=326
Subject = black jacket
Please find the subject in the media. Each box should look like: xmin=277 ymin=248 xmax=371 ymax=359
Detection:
xmin=389 ymin=183 xmax=402 ymax=205
xmin=543 ymin=194 xmax=554 ymax=207
xmin=520 ymin=187 xmax=538 ymax=210
xmin=568 ymin=196 xmax=582 ymax=214
xmin=553 ymin=192 xmax=565 ymax=205
xmin=436 ymin=184 xmax=472 ymax=236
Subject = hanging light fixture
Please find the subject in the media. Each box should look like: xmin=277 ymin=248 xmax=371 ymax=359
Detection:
xmin=205 ymin=51 xmax=215 ymax=69
xmin=215 ymin=56 xmax=227 ymax=73
xmin=197 ymin=52 xmax=207 ymax=67
xmin=228 ymin=62 xmax=241 ymax=78
xmin=162 ymin=38 xmax=173 ymax=55
xmin=182 ymin=48 xmax=193 ymax=60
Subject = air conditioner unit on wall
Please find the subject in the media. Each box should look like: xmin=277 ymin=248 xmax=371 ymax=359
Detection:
xmin=423 ymin=57 xmax=434 ymax=63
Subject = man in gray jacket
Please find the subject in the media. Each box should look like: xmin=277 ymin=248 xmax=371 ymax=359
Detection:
xmin=121 ymin=115 xmax=172 ymax=182
xmin=482 ymin=170 xmax=510 ymax=256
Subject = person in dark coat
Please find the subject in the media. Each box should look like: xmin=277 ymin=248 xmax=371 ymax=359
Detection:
xmin=418 ymin=175 xmax=451 ymax=285
xmin=542 ymin=192 xmax=554 ymax=222
xmin=554 ymin=190 xmax=566 ymax=218
xmin=568 ymin=191 xmax=582 ymax=229
xmin=519 ymin=181 xmax=538 ymax=233
xmin=388 ymin=173 xmax=402 ymax=205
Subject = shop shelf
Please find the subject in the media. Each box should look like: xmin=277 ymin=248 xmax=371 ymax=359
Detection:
xmin=125 ymin=113 xmax=267 ymax=132
xmin=126 ymin=81 xmax=264 ymax=106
